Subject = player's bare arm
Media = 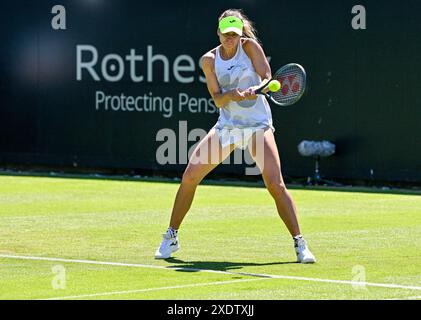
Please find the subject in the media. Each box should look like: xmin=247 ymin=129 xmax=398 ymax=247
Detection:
xmin=201 ymin=52 xmax=246 ymax=107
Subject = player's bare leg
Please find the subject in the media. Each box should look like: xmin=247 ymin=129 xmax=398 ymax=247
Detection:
xmin=169 ymin=127 xmax=235 ymax=229
xmin=248 ymin=128 xmax=300 ymax=236
xmin=248 ymin=128 xmax=316 ymax=263
xmin=155 ymin=128 xmax=235 ymax=259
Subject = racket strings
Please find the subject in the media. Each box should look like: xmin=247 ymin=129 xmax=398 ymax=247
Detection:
xmin=273 ymin=73 xmax=303 ymax=100
xmin=271 ymin=66 xmax=306 ymax=105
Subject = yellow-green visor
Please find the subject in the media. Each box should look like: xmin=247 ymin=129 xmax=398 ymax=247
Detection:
xmin=218 ymin=16 xmax=243 ymax=36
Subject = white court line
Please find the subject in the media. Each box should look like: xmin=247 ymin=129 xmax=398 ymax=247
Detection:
xmin=1 ymin=254 xmax=421 ymax=292
xmin=38 ymin=278 xmax=269 ymax=300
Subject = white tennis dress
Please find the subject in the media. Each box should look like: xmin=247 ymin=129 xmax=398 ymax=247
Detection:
xmin=214 ymin=41 xmax=275 ymax=149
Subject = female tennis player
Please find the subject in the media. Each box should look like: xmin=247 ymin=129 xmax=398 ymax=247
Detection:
xmin=155 ymin=9 xmax=316 ymax=263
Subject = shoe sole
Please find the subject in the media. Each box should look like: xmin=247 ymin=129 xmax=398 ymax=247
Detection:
xmin=154 ymin=246 xmax=179 ymax=259
xmin=299 ymin=258 xmax=316 ymax=264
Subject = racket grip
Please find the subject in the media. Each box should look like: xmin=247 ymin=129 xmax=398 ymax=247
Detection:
xmin=248 ymin=87 xmax=258 ymax=95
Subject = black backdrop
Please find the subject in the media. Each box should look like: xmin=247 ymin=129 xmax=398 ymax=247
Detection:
xmin=1 ymin=0 xmax=421 ymax=183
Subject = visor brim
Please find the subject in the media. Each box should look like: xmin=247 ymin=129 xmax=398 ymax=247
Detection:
xmin=220 ymin=27 xmax=242 ymax=36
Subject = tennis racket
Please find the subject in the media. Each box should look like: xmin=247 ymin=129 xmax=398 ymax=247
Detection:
xmin=254 ymin=63 xmax=307 ymax=106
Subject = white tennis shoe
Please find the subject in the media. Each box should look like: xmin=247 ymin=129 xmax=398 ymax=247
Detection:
xmin=155 ymin=232 xmax=179 ymax=259
xmin=295 ymin=238 xmax=316 ymax=263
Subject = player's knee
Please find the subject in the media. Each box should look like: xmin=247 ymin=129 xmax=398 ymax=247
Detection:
xmin=265 ymin=178 xmax=287 ymax=194
xmin=181 ymin=169 xmax=202 ymax=186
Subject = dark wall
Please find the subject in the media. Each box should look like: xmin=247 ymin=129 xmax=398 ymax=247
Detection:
xmin=1 ymin=0 xmax=421 ymax=183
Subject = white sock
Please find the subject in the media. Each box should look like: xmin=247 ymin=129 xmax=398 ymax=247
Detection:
xmin=293 ymin=234 xmax=303 ymax=243
xmin=167 ymin=227 xmax=178 ymax=238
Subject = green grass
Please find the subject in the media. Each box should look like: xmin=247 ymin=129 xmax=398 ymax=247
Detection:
xmin=0 ymin=175 xmax=420 ymax=300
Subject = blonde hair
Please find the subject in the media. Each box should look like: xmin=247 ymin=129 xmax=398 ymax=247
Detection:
xmin=218 ymin=9 xmax=260 ymax=44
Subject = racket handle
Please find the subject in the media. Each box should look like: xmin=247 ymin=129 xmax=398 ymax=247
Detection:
xmin=253 ymin=80 xmax=271 ymax=95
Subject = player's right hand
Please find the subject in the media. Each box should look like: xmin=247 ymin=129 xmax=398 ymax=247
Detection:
xmin=229 ymin=88 xmax=246 ymax=102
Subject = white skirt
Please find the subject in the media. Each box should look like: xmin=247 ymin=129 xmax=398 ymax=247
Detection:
xmin=215 ymin=125 xmax=275 ymax=150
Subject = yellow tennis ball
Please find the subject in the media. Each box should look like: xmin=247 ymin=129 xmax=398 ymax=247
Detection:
xmin=268 ymin=80 xmax=281 ymax=92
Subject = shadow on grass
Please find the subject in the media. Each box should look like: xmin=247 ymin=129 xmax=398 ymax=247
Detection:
xmin=162 ymin=258 xmax=297 ymax=275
